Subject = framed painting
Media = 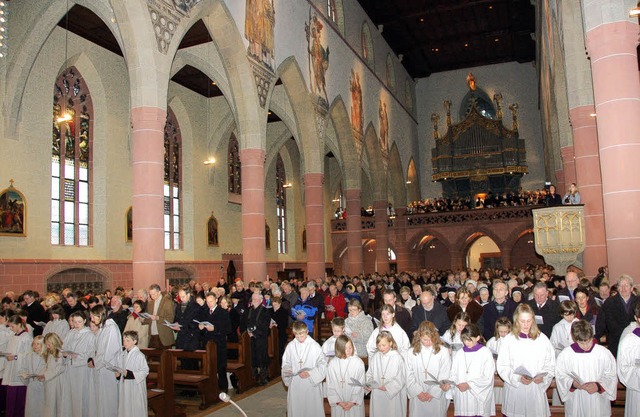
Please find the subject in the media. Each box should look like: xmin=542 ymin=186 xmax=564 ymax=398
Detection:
xmin=125 ymin=206 xmax=133 ymax=242
xmin=0 ymin=181 xmax=26 ymax=237
xmin=207 ymin=214 xmax=219 ymax=246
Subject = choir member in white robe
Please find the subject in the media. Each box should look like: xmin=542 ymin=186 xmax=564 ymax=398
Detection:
xmin=441 ymin=312 xmax=469 ymax=360
xmin=366 ymin=305 xmax=410 ymax=357
xmin=41 ymin=333 xmax=71 ymax=417
xmin=0 ymin=311 xmax=14 ymax=409
xmin=282 ymin=321 xmax=327 ymax=417
xmin=89 ymin=306 xmax=122 ymax=417
xmin=486 ymin=317 xmax=512 ymax=406
xmin=3 ymin=315 xmax=34 ymax=417
xmin=556 ymin=320 xmax=617 ymax=417
xmin=42 ymin=308 xmax=70 ymax=341
xmin=366 ymin=330 xmax=406 ymax=417
xmin=323 ymin=318 xmax=348 ymax=359
xmin=497 ymin=304 xmax=555 ymax=417
xmin=19 ymin=337 xmax=45 ymax=417
xmin=116 ymin=331 xmax=149 ymax=417
xmin=550 ymin=301 xmax=578 ymax=356
xmin=326 ymin=335 xmax=365 ymax=417
xmin=63 ymin=311 xmax=96 ymax=417
xmin=448 ymin=324 xmax=496 ymax=417
xmin=404 ymin=321 xmax=451 ymax=417
xmin=617 ymin=304 xmax=640 ymax=417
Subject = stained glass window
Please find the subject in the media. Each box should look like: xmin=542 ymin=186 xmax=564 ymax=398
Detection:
xmin=51 ymin=67 xmax=92 ymax=246
xmin=327 ymin=0 xmax=337 ymax=22
xmin=276 ymin=154 xmax=287 ymax=254
xmin=164 ymin=108 xmax=181 ymax=250
xmin=228 ymin=133 xmax=241 ymax=194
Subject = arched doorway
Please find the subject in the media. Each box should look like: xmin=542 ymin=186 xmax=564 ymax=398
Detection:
xmin=466 ymin=235 xmax=501 ymax=270
xmin=47 ymin=268 xmax=108 ymax=293
xmin=511 ymin=230 xmax=544 ymax=267
xmin=417 ymin=235 xmax=450 ymax=271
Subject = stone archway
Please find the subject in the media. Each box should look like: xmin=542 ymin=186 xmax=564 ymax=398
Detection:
xmin=46 ymin=266 xmax=110 ymax=293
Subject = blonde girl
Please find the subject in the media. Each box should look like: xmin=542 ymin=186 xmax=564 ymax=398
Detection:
xmin=442 ymin=311 xmax=470 ymax=357
xmin=326 ymin=335 xmax=366 ymax=417
xmin=20 ymin=335 xmax=45 ymax=416
xmin=366 ymin=331 xmax=406 ymax=417
xmin=41 ymin=333 xmax=70 ymax=417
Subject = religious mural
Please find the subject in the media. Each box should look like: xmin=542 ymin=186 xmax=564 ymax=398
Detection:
xmin=378 ymin=99 xmax=389 ymax=151
xmin=245 ymin=0 xmax=276 ymax=70
xmin=0 ymin=181 xmax=26 ymax=236
xmin=305 ymin=10 xmax=330 ymax=103
xmin=350 ymin=69 xmax=363 ymax=136
xmin=126 ymin=207 xmax=133 ymax=242
xmin=207 ymin=214 xmax=219 ymax=246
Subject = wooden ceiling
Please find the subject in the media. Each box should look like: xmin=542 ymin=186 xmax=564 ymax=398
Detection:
xmin=356 ymin=0 xmax=536 ymax=78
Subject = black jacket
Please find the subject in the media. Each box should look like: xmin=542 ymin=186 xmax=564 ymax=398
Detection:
xmin=526 ymin=298 xmax=560 ymax=338
xmin=410 ymin=301 xmax=451 ymax=336
xmin=481 ymin=299 xmax=517 ymax=341
xmin=198 ymin=305 xmax=231 ymax=346
xmin=596 ymin=293 xmax=639 ymax=356
xmin=174 ymin=300 xmax=201 ymax=351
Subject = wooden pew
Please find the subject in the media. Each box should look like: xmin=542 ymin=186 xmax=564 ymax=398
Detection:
xmin=227 ymin=331 xmax=255 ymax=393
xmin=140 ymin=348 xmax=177 ymax=417
xmin=268 ymin=326 xmax=280 ymax=379
xmin=167 ymin=341 xmax=220 ymax=410
xmin=318 ymin=317 xmax=333 ymax=343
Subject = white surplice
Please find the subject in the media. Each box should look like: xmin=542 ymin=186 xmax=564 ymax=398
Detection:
xmin=43 ymin=319 xmax=70 ymax=341
xmin=556 ymin=343 xmax=617 ymax=417
xmin=20 ymin=350 xmax=45 ymax=417
xmin=282 ymin=336 xmax=327 ymax=417
xmin=117 ymin=345 xmax=149 ymax=417
xmin=63 ymin=326 xmax=96 ymax=417
xmin=404 ymin=345 xmax=451 ymax=417
xmin=365 ymin=323 xmax=410 ymax=357
xmin=92 ymin=319 xmax=122 ymax=417
xmin=326 ymin=355 xmax=365 ymax=417
xmin=486 ymin=336 xmax=504 ymax=405
xmin=2 ymin=331 xmax=33 ymax=386
xmin=550 ymin=318 xmax=578 ymax=357
xmin=0 ymin=325 xmax=14 ymax=380
xmin=366 ymin=349 xmax=406 ymax=417
xmin=617 ymin=328 xmax=640 ymax=417
xmin=42 ymin=354 xmax=71 ymax=417
xmin=497 ymin=332 xmax=556 ymax=417
xmin=450 ymin=345 xmax=495 ymax=417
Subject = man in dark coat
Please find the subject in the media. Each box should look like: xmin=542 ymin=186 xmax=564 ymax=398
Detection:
xmin=526 ymin=281 xmax=560 ymax=338
xmin=596 ymin=274 xmax=639 ymax=356
xmin=481 ymin=279 xmax=517 ymax=341
xmin=198 ymin=291 xmax=231 ymax=392
xmin=240 ymin=292 xmax=272 ymax=385
xmin=410 ymin=285 xmax=451 ymax=336
xmin=23 ymin=290 xmax=48 ymax=337
xmin=374 ymin=289 xmax=412 ymax=338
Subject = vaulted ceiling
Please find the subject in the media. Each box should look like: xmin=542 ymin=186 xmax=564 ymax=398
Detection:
xmin=356 ymin=0 xmax=536 ymax=78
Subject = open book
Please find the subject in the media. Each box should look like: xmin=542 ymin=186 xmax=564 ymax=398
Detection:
xmin=193 ymin=319 xmax=213 ymax=327
xmin=60 ymin=350 xmax=77 ymax=357
xmin=441 ymin=340 xmax=463 ymax=351
xmin=514 ymin=365 xmax=547 ymax=380
xmin=349 ymin=377 xmax=380 ymax=389
xmin=425 ymin=372 xmax=455 ymax=386
xmin=34 ymin=321 xmax=48 ymax=327
xmin=568 ymin=371 xmax=585 ymax=386
xmin=283 ymin=367 xmax=312 ymax=377
xmin=137 ymin=312 xmax=151 ymax=319
xmin=163 ymin=320 xmax=182 ymax=328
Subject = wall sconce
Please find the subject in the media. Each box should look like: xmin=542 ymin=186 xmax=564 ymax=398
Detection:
xmin=283 ymin=183 xmax=293 ymax=188
xmin=406 ymin=180 xmax=412 ymax=184
xmin=204 ymin=157 xmax=216 ymax=166
xmin=204 ymin=157 xmax=215 ymax=184
xmin=630 ymin=2 xmax=640 ymax=17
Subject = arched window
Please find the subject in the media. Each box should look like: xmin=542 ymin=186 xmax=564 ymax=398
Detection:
xmin=386 ymin=54 xmax=396 ymax=91
xmin=51 ymin=67 xmax=93 ymax=246
xmin=327 ymin=0 xmax=337 ymax=22
xmin=164 ymin=108 xmax=181 ymax=250
xmin=228 ymin=133 xmax=241 ymax=194
xmin=276 ymin=154 xmax=287 ymax=254
xmin=361 ymin=22 xmax=374 ymax=67
xmin=326 ymin=0 xmax=345 ymax=34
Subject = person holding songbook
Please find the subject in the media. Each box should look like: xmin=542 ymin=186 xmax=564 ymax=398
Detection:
xmin=365 ymin=331 xmax=406 ymax=417
xmin=19 ymin=335 xmax=45 ymax=417
xmin=404 ymin=321 xmax=451 ymax=417
xmin=616 ymin=302 xmax=640 ymax=417
xmin=497 ymin=303 xmax=555 ymax=417
xmin=115 ymin=331 xmax=149 ymax=417
xmin=40 ymin=333 xmax=70 ymax=417
xmin=62 ymin=310 xmax=96 ymax=417
xmin=326 ymin=335 xmax=365 ymax=417
xmin=282 ymin=321 xmax=326 ymax=417
xmin=89 ymin=305 xmax=122 ymax=417
xmin=556 ymin=319 xmax=617 ymax=417
xmin=2 ymin=315 xmax=33 ymax=417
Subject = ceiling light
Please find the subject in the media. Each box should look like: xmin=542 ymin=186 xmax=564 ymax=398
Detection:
xmin=495 ymin=38 xmax=500 ymax=42
xmin=283 ymin=183 xmax=293 ymax=188
xmin=590 ymin=113 xmax=597 ymax=117
xmin=204 ymin=158 xmax=216 ymax=165
xmin=406 ymin=180 xmax=412 ymax=184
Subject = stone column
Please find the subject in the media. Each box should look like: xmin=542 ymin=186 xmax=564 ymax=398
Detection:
xmin=560 ymin=146 xmax=577 ymax=194
xmin=570 ymin=105 xmax=607 ymax=277
xmin=394 ymin=208 xmax=411 ymax=272
xmin=374 ymin=200 xmax=389 ymax=274
xmin=131 ymin=106 xmax=166 ymax=290
xmin=240 ymin=148 xmax=267 ymax=281
xmin=585 ymin=18 xmax=640 ymax=280
xmin=304 ymin=173 xmax=325 ymax=280
xmin=345 ymin=188 xmax=363 ymax=276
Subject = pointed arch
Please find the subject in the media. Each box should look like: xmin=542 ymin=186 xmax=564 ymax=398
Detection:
xmin=361 ymin=22 xmax=374 ymax=68
xmin=363 ymin=123 xmax=387 ymax=201
xmin=387 ymin=143 xmax=407 ymax=207
xmin=406 ymin=158 xmax=420 ymax=203
xmin=329 ymin=96 xmax=360 ymax=190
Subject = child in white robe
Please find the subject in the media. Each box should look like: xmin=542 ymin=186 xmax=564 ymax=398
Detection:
xmin=441 ymin=311 xmax=469 ymax=359
xmin=365 ymin=304 xmax=410 ymax=357
xmin=497 ymin=303 xmax=555 ymax=417
xmin=282 ymin=321 xmax=327 ymax=417
xmin=20 ymin=336 xmax=45 ymax=417
xmin=446 ymin=324 xmax=495 ymax=417
xmin=550 ymin=300 xmax=579 ymax=356
xmin=556 ymin=319 xmax=618 ymax=417
xmin=486 ymin=317 xmax=511 ymax=406
xmin=323 ymin=318 xmax=347 ymax=359
xmin=326 ymin=335 xmax=365 ymax=417
xmin=40 ymin=333 xmax=70 ymax=417
xmin=366 ymin=330 xmax=406 ymax=417
xmin=617 ymin=303 xmax=640 ymax=417
xmin=62 ymin=311 xmax=96 ymax=417
xmin=89 ymin=305 xmax=122 ymax=417
xmin=42 ymin=304 xmax=70 ymax=342
xmin=0 ymin=311 xmax=15 ymax=413
xmin=3 ymin=315 xmax=33 ymax=417
xmin=115 ymin=330 xmax=149 ymax=417
xmin=404 ymin=321 xmax=451 ymax=417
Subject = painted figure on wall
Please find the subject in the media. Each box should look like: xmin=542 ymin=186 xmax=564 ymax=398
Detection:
xmin=0 ymin=181 xmax=26 ymax=236
xmin=126 ymin=207 xmax=133 ymax=242
xmin=378 ymin=99 xmax=389 ymax=151
xmin=245 ymin=0 xmax=276 ymax=70
xmin=207 ymin=214 xmax=219 ymax=246
xmin=305 ymin=11 xmax=330 ymax=102
xmin=350 ymin=69 xmax=363 ymax=135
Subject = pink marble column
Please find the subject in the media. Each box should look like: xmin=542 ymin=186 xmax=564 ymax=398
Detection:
xmin=586 ymin=21 xmax=640 ymax=280
xmin=555 ymin=169 xmax=566 ymax=197
xmin=240 ymin=148 xmax=267 ymax=281
xmin=304 ymin=173 xmax=325 ymax=280
xmin=345 ymin=189 xmax=363 ymax=276
xmin=374 ymin=200 xmax=389 ymax=274
xmin=570 ymin=105 xmax=607 ymax=278
xmin=394 ymin=208 xmax=411 ymax=272
xmin=560 ymin=145 xmax=577 ymax=195
xmin=131 ymin=106 xmax=166 ymax=291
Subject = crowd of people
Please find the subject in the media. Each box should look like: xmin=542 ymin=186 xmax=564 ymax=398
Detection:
xmin=1 ymin=260 xmax=638 ymax=417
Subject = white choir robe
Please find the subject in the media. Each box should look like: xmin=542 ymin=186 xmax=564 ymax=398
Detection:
xmin=42 ymin=355 xmax=71 ymax=417
xmin=326 ymin=355 xmax=365 ymax=417
xmin=497 ymin=332 xmax=556 ymax=417
xmin=282 ymin=336 xmax=327 ymax=417
xmin=323 ymin=336 xmax=359 ymax=359
xmin=117 ymin=345 xmax=149 ymax=417
xmin=404 ymin=345 xmax=451 ymax=417
xmin=63 ymin=327 xmax=96 ymax=417
xmin=441 ymin=330 xmax=463 ymax=360
xmin=20 ymin=351 xmax=45 ymax=417
xmin=550 ymin=318 xmax=577 ymax=357
xmin=365 ymin=323 xmax=410 ymax=357
xmin=43 ymin=319 xmax=70 ymax=342
xmin=450 ymin=344 xmax=495 ymax=417
xmin=486 ymin=336 xmax=504 ymax=405
xmin=2 ymin=331 xmax=33 ymax=386
xmin=617 ymin=328 xmax=640 ymax=417
xmin=366 ymin=349 xmax=406 ymax=417
xmin=555 ymin=342 xmax=617 ymax=417
xmin=91 ymin=319 xmax=122 ymax=417
xmin=0 ymin=325 xmax=14 ymax=380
